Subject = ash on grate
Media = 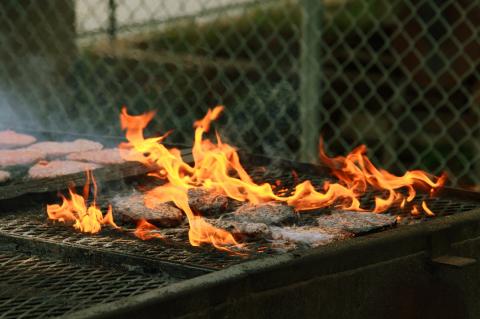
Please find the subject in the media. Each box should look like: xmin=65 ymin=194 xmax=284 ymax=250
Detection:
xmin=112 ymin=192 xmax=184 ymax=227
xmin=270 ymin=225 xmax=352 ymax=248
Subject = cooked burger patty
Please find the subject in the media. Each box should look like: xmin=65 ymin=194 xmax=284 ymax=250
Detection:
xmin=188 ymin=188 xmax=241 ymax=216
xmin=67 ymin=148 xmax=126 ymax=165
xmin=28 ymin=160 xmax=101 ymax=179
xmin=27 ymin=139 xmax=103 ymax=157
xmin=0 ymin=170 xmax=11 ymax=183
xmin=0 ymin=130 xmax=36 ymax=149
xmin=112 ymin=193 xmax=184 ymax=228
xmin=232 ymin=202 xmax=297 ymax=225
xmin=0 ymin=149 xmax=45 ymax=168
xmin=270 ymin=226 xmax=352 ymax=248
xmin=316 ymin=211 xmax=397 ymax=234
xmin=207 ymin=218 xmax=271 ymax=240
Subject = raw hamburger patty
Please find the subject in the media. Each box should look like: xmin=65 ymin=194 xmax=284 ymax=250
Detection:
xmin=28 ymin=160 xmax=101 ymax=179
xmin=316 ymin=211 xmax=397 ymax=234
xmin=232 ymin=202 xmax=297 ymax=225
xmin=0 ymin=130 xmax=36 ymax=149
xmin=0 ymin=170 xmax=11 ymax=183
xmin=0 ymin=149 xmax=45 ymax=168
xmin=188 ymin=188 xmax=241 ymax=216
xmin=112 ymin=193 xmax=184 ymax=227
xmin=27 ymin=139 xmax=103 ymax=157
xmin=67 ymin=148 xmax=126 ymax=165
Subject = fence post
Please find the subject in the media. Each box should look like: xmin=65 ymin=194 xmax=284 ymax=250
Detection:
xmin=108 ymin=0 xmax=117 ymax=42
xmin=299 ymin=0 xmax=322 ymax=162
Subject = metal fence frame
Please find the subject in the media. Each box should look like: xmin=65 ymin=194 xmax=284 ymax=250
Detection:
xmin=0 ymin=0 xmax=478 ymax=186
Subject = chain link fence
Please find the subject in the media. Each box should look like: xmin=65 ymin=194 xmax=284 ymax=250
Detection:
xmin=0 ymin=0 xmax=478 ymax=186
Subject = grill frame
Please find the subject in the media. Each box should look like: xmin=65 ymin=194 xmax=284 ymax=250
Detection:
xmin=66 ymin=206 xmax=480 ymax=319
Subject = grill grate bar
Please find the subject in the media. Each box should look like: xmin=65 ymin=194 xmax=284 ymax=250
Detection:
xmin=0 ymin=250 xmax=175 ymax=318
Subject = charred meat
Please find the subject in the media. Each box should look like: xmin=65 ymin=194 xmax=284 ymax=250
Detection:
xmin=232 ymin=202 xmax=297 ymax=225
xmin=270 ymin=225 xmax=352 ymax=248
xmin=316 ymin=211 xmax=397 ymax=234
xmin=188 ymin=188 xmax=241 ymax=216
xmin=112 ymin=193 xmax=184 ymax=228
xmin=207 ymin=218 xmax=271 ymax=240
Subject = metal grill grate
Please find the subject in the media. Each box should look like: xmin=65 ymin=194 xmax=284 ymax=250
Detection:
xmin=1 ymin=160 xmax=480 ymax=274
xmin=0 ymin=250 xmax=174 ymax=319
xmin=247 ymin=164 xmax=480 ymax=221
xmin=0 ymin=212 xmax=253 ymax=271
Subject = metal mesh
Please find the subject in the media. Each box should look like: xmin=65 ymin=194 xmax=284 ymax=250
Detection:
xmin=0 ymin=0 xmax=478 ymax=185
xmin=0 ymin=250 xmax=173 ymax=318
xmin=1 ymin=158 xmax=480 ymax=275
xmin=0 ymin=212 xmax=250 ymax=270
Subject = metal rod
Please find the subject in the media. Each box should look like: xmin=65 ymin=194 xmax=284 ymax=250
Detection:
xmin=299 ymin=0 xmax=322 ymax=162
xmin=108 ymin=0 xmax=117 ymax=42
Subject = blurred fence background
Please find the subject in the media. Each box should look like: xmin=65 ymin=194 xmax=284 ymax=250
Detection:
xmin=0 ymin=0 xmax=478 ymax=186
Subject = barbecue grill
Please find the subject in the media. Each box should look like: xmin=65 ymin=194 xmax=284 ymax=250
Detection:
xmin=1 ymin=132 xmax=480 ymax=319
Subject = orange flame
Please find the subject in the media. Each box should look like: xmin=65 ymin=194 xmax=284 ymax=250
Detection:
xmin=120 ymin=106 xmax=446 ymax=250
xmin=134 ymin=219 xmax=164 ymax=240
xmin=121 ymin=107 xmax=241 ymax=251
xmin=120 ymin=106 xmax=364 ymax=250
xmin=421 ymin=201 xmax=435 ymax=217
xmin=46 ymin=171 xmax=118 ymax=233
xmin=319 ymin=139 xmax=446 ymax=216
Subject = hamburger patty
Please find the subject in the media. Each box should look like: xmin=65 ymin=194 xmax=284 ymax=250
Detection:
xmin=232 ymin=202 xmax=297 ymax=225
xmin=206 ymin=218 xmax=271 ymax=240
xmin=0 ymin=130 xmax=36 ymax=149
xmin=28 ymin=160 xmax=101 ymax=179
xmin=112 ymin=193 xmax=184 ymax=228
xmin=187 ymin=188 xmax=241 ymax=216
xmin=0 ymin=170 xmax=11 ymax=183
xmin=316 ymin=211 xmax=397 ymax=234
xmin=66 ymin=148 xmax=126 ymax=165
xmin=27 ymin=139 xmax=103 ymax=157
xmin=0 ymin=149 xmax=45 ymax=168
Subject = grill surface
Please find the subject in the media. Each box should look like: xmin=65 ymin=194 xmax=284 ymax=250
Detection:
xmin=2 ymin=154 xmax=480 ymax=318
xmin=0 ymin=211 xmax=252 ymax=271
xmin=0 ymin=250 xmax=174 ymax=319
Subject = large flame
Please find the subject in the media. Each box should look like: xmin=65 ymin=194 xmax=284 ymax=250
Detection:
xmin=119 ymin=104 xmax=448 ymax=249
xmin=120 ymin=106 xmax=447 ymax=250
xmin=319 ymin=140 xmax=446 ymax=214
xmin=46 ymin=170 xmax=118 ymax=233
